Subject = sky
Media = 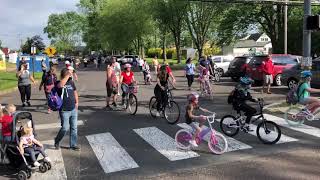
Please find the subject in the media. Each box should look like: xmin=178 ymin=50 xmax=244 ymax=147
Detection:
xmin=0 ymin=0 xmax=79 ymax=50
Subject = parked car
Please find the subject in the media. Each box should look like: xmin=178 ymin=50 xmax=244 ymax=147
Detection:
xmin=117 ymin=55 xmax=140 ymax=65
xmin=246 ymin=54 xmax=300 ymax=86
xmin=282 ymin=59 xmax=320 ymax=89
xmin=226 ymin=56 xmax=253 ymax=81
xmin=211 ymin=55 xmax=234 ymax=76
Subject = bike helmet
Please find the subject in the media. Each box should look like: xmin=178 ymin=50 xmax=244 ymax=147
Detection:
xmin=124 ymin=63 xmax=132 ymax=69
xmin=65 ymin=61 xmax=70 ymax=65
xmin=301 ymin=70 xmax=312 ymax=78
xmin=239 ymin=77 xmax=253 ymax=85
xmin=188 ymin=92 xmax=199 ymax=102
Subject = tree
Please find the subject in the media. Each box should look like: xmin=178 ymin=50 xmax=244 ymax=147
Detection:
xmin=185 ymin=1 xmax=221 ymax=58
xmin=44 ymin=11 xmax=85 ymax=53
xmin=0 ymin=40 xmax=2 ymax=49
xmin=21 ymin=35 xmax=46 ymax=54
xmin=151 ymin=0 xmax=187 ymax=63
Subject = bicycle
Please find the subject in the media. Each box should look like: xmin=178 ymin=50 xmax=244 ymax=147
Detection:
xmin=175 ymin=113 xmax=228 ymax=154
xmin=119 ymin=84 xmax=138 ymax=115
xmin=199 ymin=75 xmax=213 ymax=100
xmin=220 ymin=98 xmax=281 ymax=144
xmin=284 ymin=104 xmax=320 ymax=126
xmin=149 ymin=86 xmax=180 ymax=124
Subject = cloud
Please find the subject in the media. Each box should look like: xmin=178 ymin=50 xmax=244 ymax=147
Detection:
xmin=0 ymin=0 xmax=79 ymax=49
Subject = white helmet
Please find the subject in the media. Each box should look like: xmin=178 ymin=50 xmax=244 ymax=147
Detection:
xmin=65 ymin=61 xmax=70 ymax=65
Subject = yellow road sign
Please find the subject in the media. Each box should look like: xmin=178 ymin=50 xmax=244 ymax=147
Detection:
xmin=45 ymin=47 xmax=56 ymax=57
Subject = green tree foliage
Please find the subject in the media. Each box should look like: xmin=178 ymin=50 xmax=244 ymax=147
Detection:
xmin=44 ymin=11 xmax=85 ymax=53
xmin=151 ymin=0 xmax=187 ymax=63
xmin=186 ymin=1 xmax=222 ymax=57
xmin=21 ymin=35 xmax=46 ymax=54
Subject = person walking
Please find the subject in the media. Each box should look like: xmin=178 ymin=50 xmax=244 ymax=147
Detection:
xmin=18 ymin=57 xmax=27 ymax=71
xmin=113 ymin=57 xmax=121 ymax=96
xmin=185 ymin=58 xmax=196 ymax=90
xmin=152 ymin=56 xmax=159 ymax=78
xmin=41 ymin=59 xmax=47 ymax=75
xmin=16 ymin=64 xmax=35 ymax=107
xmin=54 ymin=68 xmax=80 ymax=151
xmin=106 ymin=59 xmax=118 ymax=109
xmin=261 ymin=56 xmax=274 ymax=94
xmin=138 ymin=58 xmax=144 ymax=72
xmin=39 ymin=67 xmax=57 ymax=114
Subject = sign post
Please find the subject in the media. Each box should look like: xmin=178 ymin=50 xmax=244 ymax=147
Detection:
xmin=31 ymin=46 xmax=36 ymax=78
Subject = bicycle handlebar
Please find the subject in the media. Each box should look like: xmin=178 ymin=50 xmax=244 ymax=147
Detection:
xmin=206 ymin=113 xmax=216 ymax=124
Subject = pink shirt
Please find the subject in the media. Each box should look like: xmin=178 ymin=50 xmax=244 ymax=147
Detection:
xmin=20 ymin=134 xmax=35 ymax=148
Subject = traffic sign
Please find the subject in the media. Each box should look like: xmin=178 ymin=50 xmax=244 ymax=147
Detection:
xmin=45 ymin=47 xmax=56 ymax=57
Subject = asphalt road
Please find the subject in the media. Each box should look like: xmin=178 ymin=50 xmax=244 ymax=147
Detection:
xmin=1 ymin=63 xmax=319 ymax=180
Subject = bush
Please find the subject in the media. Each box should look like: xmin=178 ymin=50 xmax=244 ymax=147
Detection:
xmin=166 ymin=48 xmax=176 ymax=59
xmin=204 ymin=46 xmax=222 ymax=56
xmin=147 ymin=48 xmax=162 ymax=58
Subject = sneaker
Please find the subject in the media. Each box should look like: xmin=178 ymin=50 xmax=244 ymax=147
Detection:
xmin=44 ymin=157 xmax=51 ymax=162
xmin=22 ymin=103 xmax=26 ymax=107
xmin=54 ymin=142 xmax=60 ymax=150
xmin=70 ymin=146 xmax=80 ymax=151
xmin=112 ymin=102 xmax=117 ymax=108
xmin=156 ymin=112 xmax=161 ymax=117
xmin=189 ymin=140 xmax=198 ymax=147
xmin=47 ymin=109 xmax=52 ymax=114
xmin=33 ymin=161 xmax=41 ymax=167
xmin=27 ymin=101 xmax=31 ymax=107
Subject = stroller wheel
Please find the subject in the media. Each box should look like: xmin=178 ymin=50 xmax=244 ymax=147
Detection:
xmin=39 ymin=164 xmax=48 ymax=173
xmin=26 ymin=170 xmax=32 ymax=179
xmin=45 ymin=162 xmax=52 ymax=170
xmin=17 ymin=170 xmax=27 ymax=180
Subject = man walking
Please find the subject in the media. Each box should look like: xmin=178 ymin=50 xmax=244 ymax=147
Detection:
xmin=152 ymin=56 xmax=159 ymax=77
xmin=54 ymin=68 xmax=80 ymax=151
xmin=262 ymin=56 xmax=274 ymax=94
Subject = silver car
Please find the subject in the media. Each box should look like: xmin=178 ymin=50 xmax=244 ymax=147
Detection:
xmin=281 ymin=59 xmax=320 ymax=89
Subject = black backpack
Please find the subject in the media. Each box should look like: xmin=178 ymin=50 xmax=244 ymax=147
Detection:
xmin=227 ymin=89 xmax=238 ymax=104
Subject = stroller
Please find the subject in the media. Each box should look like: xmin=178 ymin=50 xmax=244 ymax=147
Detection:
xmin=144 ymin=69 xmax=152 ymax=85
xmin=0 ymin=111 xmax=52 ymax=180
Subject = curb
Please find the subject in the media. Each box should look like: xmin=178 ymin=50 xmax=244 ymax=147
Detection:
xmin=0 ymin=80 xmax=40 ymax=96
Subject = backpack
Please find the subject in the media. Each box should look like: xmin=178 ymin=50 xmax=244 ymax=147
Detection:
xmin=286 ymin=83 xmax=304 ymax=105
xmin=227 ymin=89 xmax=238 ymax=104
xmin=47 ymin=85 xmax=65 ymax=111
xmin=44 ymin=74 xmax=56 ymax=93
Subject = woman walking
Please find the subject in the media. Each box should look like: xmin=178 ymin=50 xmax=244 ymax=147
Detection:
xmin=39 ymin=67 xmax=57 ymax=113
xmin=16 ymin=64 xmax=35 ymax=107
xmin=185 ymin=58 xmax=195 ymax=90
xmin=106 ymin=58 xmax=119 ymax=109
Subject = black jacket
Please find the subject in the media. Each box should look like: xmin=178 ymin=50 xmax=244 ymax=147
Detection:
xmin=232 ymin=88 xmax=256 ymax=108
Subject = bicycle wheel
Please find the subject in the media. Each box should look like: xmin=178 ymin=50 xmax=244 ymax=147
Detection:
xmin=284 ymin=106 xmax=305 ymax=126
xmin=175 ymin=129 xmax=192 ymax=150
xmin=208 ymin=132 xmax=228 ymax=154
xmin=220 ymin=115 xmax=239 ymax=137
xmin=149 ymin=96 xmax=158 ymax=118
xmin=164 ymin=101 xmax=180 ymax=124
xmin=128 ymin=94 xmax=138 ymax=115
xmin=257 ymin=120 xmax=281 ymax=144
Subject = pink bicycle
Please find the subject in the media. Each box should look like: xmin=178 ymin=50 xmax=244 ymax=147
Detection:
xmin=175 ymin=114 xmax=228 ymax=154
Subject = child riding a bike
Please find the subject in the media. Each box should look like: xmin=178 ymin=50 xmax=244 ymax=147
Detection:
xmin=119 ymin=63 xmax=137 ymax=106
xmin=185 ymin=92 xmax=211 ymax=147
xmin=298 ymin=70 xmax=320 ymax=114
xmin=231 ymin=77 xmax=258 ymax=132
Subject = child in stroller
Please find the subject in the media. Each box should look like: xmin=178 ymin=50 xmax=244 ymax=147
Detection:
xmin=143 ymin=60 xmax=152 ymax=85
xmin=1 ymin=111 xmax=52 ymax=180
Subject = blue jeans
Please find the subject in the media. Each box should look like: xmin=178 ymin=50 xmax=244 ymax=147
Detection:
xmin=55 ymin=108 xmax=78 ymax=147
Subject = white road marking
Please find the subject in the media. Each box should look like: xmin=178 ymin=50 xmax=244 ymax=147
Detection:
xmin=265 ymin=114 xmax=320 ymax=138
xmin=133 ymin=127 xmax=199 ymax=161
xmin=216 ymin=118 xmax=298 ymax=144
xmin=32 ymin=140 xmax=67 ymax=180
xmin=177 ymin=123 xmax=252 ymax=152
xmin=86 ymin=132 xmax=139 ymax=174
xmin=35 ymin=120 xmax=84 ymax=130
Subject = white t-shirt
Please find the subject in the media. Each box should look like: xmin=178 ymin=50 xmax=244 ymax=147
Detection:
xmin=139 ymin=59 xmax=144 ymax=66
xmin=114 ymin=62 xmax=121 ymax=76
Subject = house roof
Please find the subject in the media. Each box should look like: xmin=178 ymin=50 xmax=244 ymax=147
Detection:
xmin=247 ymin=33 xmax=262 ymax=41
xmin=234 ymin=40 xmax=270 ymax=48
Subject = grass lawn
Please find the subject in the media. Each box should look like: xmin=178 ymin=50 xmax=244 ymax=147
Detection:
xmin=0 ymin=72 xmax=42 ymax=91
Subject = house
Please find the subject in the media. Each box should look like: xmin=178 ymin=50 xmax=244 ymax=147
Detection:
xmin=223 ymin=33 xmax=272 ymax=56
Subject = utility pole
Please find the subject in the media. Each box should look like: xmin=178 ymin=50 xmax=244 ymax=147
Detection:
xmin=284 ymin=0 xmax=288 ymax=54
xmin=303 ymin=0 xmax=312 ymax=69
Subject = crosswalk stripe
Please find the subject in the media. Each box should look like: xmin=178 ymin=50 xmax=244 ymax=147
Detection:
xmin=264 ymin=114 xmax=320 ymax=138
xmin=86 ymin=133 xmax=139 ymax=174
xmin=177 ymin=123 xmax=252 ymax=152
xmin=133 ymin=127 xmax=199 ymax=161
xmin=35 ymin=120 xmax=84 ymax=130
xmin=216 ymin=118 xmax=298 ymax=144
xmin=32 ymin=140 xmax=67 ymax=180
